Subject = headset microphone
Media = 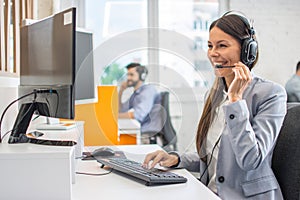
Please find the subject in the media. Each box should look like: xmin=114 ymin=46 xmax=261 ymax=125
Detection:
xmin=215 ymin=65 xmax=235 ymax=68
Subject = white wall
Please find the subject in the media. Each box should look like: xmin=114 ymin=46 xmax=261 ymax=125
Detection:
xmin=0 ymin=83 xmax=18 ymax=141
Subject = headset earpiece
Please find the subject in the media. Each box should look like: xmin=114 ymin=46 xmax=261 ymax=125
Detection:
xmin=240 ymin=22 xmax=257 ymax=66
xmin=241 ymin=36 xmax=257 ymax=66
xmin=140 ymin=71 xmax=147 ymax=81
xmin=137 ymin=65 xmax=148 ymax=81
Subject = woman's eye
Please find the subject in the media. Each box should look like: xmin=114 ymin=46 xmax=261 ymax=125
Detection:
xmin=219 ymin=44 xmax=227 ymax=48
xmin=208 ymin=44 xmax=213 ymax=49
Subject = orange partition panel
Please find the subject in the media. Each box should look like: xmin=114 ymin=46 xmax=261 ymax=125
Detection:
xmin=118 ymin=134 xmax=137 ymax=145
xmin=75 ymin=86 xmax=118 ymax=146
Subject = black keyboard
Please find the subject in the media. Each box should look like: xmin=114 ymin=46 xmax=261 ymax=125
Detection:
xmin=96 ymin=157 xmax=187 ymax=186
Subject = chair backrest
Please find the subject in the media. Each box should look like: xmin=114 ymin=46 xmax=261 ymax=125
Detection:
xmin=272 ymin=103 xmax=300 ymax=200
xmin=159 ymin=91 xmax=177 ymax=150
xmin=287 ymin=93 xmax=300 ymax=102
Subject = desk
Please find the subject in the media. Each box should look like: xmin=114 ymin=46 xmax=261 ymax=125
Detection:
xmin=73 ymin=145 xmax=221 ymax=200
xmin=0 ymin=143 xmax=74 ymax=200
xmin=0 ymin=122 xmax=84 ymax=200
xmin=118 ymin=119 xmax=141 ymax=144
xmin=30 ymin=120 xmax=85 ymax=158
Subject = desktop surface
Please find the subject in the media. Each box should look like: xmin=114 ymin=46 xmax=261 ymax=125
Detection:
xmin=118 ymin=118 xmax=140 ymax=130
xmin=73 ymin=145 xmax=221 ymax=200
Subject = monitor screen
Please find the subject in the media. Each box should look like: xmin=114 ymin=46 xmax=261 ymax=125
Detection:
xmin=75 ymin=29 xmax=96 ymax=104
xmin=8 ymin=8 xmax=76 ymax=144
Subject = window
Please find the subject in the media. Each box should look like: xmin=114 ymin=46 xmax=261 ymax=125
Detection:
xmin=158 ymin=0 xmax=218 ymax=88
xmin=81 ymin=0 xmax=219 ymax=152
xmin=0 ymin=0 xmax=33 ymax=77
xmin=84 ymin=0 xmax=148 ymax=85
xmin=84 ymin=0 xmax=218 ymax=87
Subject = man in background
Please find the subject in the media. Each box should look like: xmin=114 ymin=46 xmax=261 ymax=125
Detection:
xmin=285 ymin=61 xmax=300 ymax=102
xmin=118 ymin=63 xmax=164 ymax=144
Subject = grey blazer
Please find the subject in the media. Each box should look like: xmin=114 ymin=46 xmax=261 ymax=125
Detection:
xmin=178 ymin=75 xmax=287 ymax=200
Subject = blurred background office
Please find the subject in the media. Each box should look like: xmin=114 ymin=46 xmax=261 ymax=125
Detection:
xmin=1 ymin=0 xmax=300 ymax=153
xmin=285 ymin=61 xmax=300 ymax=102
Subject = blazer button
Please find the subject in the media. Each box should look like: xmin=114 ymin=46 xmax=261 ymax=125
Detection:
xmin=229 ymin=114 xmax=235 ymax=119
xmin=218 ymin=176 xmax=225 ymax=183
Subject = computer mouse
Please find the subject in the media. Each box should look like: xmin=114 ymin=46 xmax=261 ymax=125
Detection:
xmin=91 ymin=147 xmax=115 ymax=157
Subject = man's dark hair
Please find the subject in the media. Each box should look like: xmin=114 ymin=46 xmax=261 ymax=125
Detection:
xmin=125 ymin=62 xmax=141 ymax=70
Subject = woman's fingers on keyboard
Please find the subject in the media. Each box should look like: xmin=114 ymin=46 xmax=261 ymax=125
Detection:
xmin=143 ymin=150 xmax=166 ymax=169
xmin=159 ymin=154 xmax=178 ymax=167
xmin=150 ymin=152 xmax=167 ymax=168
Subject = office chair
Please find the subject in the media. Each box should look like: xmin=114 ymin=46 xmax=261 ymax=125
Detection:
xmin=157 ymin=91 xmax=177 ymax=151
xmin=287 ymin=93 xmax=300 ymax=102
xmin=272 ymin=103 xmax=300 ymax=200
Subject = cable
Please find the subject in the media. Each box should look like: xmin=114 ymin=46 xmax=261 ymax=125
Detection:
xmin=1 ymin=129 xmax=13 ymax=142
xmin=0 ymin=89 xmax=58 ymax=143
xmin=0 ymin=91 xmax=36 ymax=143
xmin=199 ymin=135 xmax=222 ymax=182
xmin=54 ymin=92 xmax=59 ymax=116
xmin=2 ymin=104 xmax=39 ymax=139
xmin=45 ymin=98 xmax=51 ymax=111
xmin=31 ymin=114 xmax=41 ymax=121
xmin=76 ymin=168 xmax=113 ymax=176
xmin=3 ymin=110 xmax=43 ymax=142
xmin=7 ymin=101 xmax=36 ymax=143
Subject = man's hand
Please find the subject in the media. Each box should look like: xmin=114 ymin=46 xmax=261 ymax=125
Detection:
xmin=120 ymin=81 xmax=128 ymax=92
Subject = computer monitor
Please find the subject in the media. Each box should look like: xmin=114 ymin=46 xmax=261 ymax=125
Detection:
xmin=8 ymin=8 xmax=77 ymax=145
xmin=75 ymin=29 xmax=96 ymax=104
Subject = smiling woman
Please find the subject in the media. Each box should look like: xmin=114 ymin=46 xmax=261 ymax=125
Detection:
xmin=143 ymin=12 xmax=287 ymax=200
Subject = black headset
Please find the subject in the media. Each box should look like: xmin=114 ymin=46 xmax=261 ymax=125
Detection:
xmin=222 ymin=11 xmax=258 ymax=67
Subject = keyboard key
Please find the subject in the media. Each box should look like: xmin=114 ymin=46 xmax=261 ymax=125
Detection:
xmin=96 ymin=157 xmax=187 ymax=186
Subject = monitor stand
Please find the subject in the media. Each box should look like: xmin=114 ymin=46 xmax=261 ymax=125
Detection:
xmin=36 ymin=117 xmax=76 ymax=130
xmin=8 ymin=102 xmax=76 ymax=146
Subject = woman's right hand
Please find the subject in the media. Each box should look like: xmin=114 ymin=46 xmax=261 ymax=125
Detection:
xmin=143 ymin=150 xmax=179 ymax=169
xmin=228 ymin=62 xmax=252 ymax=102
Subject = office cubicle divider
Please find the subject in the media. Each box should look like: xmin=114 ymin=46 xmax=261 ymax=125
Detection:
xmin=75 ymin=86 xmax=118 ymax=146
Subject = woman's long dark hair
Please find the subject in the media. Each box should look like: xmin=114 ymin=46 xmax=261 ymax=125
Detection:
xmin=196 ymin=14 xmax=259 ymax=156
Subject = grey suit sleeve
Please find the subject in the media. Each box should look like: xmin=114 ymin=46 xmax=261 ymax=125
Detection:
xmin=176 ymin=152 xmax=202 ymax=172
xmin=223 ymin=85 xmax=287 ymax=171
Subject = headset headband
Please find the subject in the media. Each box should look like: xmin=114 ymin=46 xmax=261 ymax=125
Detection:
xmin=222 ymin=10 xmax=255 ymax=36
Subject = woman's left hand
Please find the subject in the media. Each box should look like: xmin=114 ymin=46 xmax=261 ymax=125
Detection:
xmin=228 ymin=62 xmax=252 ymax=102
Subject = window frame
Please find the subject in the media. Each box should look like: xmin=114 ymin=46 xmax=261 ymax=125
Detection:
xmin=0 ymin=0 xmax=33 ymax=77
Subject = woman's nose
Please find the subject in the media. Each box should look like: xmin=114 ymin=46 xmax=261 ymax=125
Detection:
xmin=208 ymin=48 xmax=219 ymax=57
